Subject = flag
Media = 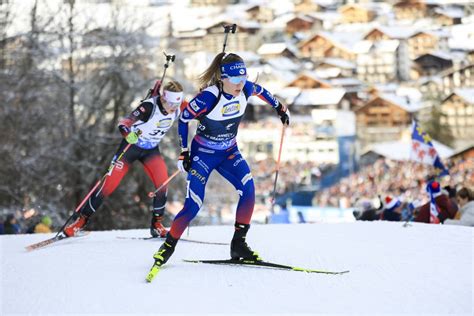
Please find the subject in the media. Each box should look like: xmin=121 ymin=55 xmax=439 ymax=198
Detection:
xmin=410 ymin=120 xmax=449 ymax=177
xmin=427 ymin=181 xmax=441 ymax=224
xmin=429 ymin=193 xmax=440 ymax=224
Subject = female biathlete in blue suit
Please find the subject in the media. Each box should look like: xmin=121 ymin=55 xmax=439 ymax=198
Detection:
xmin=149 ymin=53 xmax=290 ymax=267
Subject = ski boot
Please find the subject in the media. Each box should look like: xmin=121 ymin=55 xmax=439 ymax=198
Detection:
xmin=63 ymin=213 xmax=89 ymax=237
xmin=146 ymin=233 xmax=179 ymax=282
xmin=150 ymin=213 xmax=168 ymax=238
xmin=152 ymin=233 xmax=178 ymax=266
xmin=230 ymin=223 xmax=262 ymax=261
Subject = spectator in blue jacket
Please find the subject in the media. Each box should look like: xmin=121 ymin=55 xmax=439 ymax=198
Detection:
xmin=3 ymin=214 xmax=21 ymax=234
xmin=382 ymin=196 xmax=402 ymax=221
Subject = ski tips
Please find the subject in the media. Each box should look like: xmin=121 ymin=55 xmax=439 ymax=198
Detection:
xmin=146 ymin=264 xmax=161 ymax=283
xmin=24 ymin=231 xmax=90 ymax=252
xmin=292 ymin=267 xmax=350 ymax=275
xmin=25 ymin=235 xmax=63 ymax=251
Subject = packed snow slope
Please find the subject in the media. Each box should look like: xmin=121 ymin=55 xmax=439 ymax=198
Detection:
xmin=1 ymin=222 xmax=472 ymax=315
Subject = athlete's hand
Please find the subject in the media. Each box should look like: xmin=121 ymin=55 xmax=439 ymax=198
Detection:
xmin=276 ymin=104 xmax=290 ymax=126
xmin=177 ymin=150 xmax=191 ymax=172
xmin=125 ymin=131 xmax=139 ymax=144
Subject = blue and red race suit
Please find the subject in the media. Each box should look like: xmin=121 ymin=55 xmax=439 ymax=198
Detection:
xmin=169 ymin=81 xmax=280 ymax=238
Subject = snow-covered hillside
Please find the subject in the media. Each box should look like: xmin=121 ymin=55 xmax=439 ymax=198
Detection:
xmin=1 ymin=222 xmax=472 ymax=315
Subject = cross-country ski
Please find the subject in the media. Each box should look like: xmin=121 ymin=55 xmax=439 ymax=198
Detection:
xmin=116 ymin=235 xmax=228 ymax=245
xmin=183 ymin=258 xmax=349 ymax=275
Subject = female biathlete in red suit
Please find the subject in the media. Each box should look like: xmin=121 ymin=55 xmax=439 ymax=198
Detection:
xmin=64 ymin=80 xmax=185 ymax=238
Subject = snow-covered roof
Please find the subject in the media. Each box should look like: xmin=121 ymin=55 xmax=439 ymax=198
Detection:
xmin=288 ymin=71 xmax=332 ymax=86
xmin=415 ymin=50 xmax=453 ymax=61
xmin=449 ymin=143 xmax=474 ymax=158
xmin=288 ymin=14 xmax=315 ymax=24
xmin=233 ymin=51 xmax=262 ymax=65
xmin=353 ymin=40 xmax=399 ymax=54
xmin=273 ymin=87 xmax=302 ymax=105
xmin=379 ymin=93 xmax=422 ymax=113
xmin=434 ymin=7 xmax=464 ymax=19
xmin=203 ymin=17 xmax=260 ymax=31
xmin=265 ymin=57 xmax=301 ymax=71
xmin=173 ymin=29 xmax=207 ymax=38
xmin=371 ymin=82 xmax=399 ymax=94
xmin=328 ymin=78 xmax=364 ymax=87
xmin=314 ymin=68 xmax=342 ymax=79
xmin=368 ymin=25 xmax=416 ymax=40
xmin=410 ymin=29 xmax=450 ymax=39
xmin=313 ymin=0 xmax=338 ymax=6
xmin=396 ymin=87 xmax=423 ymax=103
xmin=257 ymin=43 xmax=291 ymax=55
xmin=253 ymin=64 xmax=297 ymax=89
xmin=319 ymin=31 xmax=364 ymax=51
xmin=449 ymin=23 xmax=474 ymax=50
xmin=318 ymin=58 xmax=355 ymax=69
xmin=293 ymin=88 xmax=347 ymax=106
xmin=306 ymin=11 xmax=341 ymax=23
xmin=364 ymin=139 xmax=454 ymax=161
xmin=265 ymin=13 xmax=295 ymax=29
xmin=451 ymin=88 xmax=474 ymax=104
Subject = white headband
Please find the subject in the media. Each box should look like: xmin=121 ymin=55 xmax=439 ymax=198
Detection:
xmin=163 ymin=90 xmax=184 ymax=105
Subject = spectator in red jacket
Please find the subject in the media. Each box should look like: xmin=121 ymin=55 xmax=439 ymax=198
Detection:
xmin=415 ymin=181 xmax=457 ymax=223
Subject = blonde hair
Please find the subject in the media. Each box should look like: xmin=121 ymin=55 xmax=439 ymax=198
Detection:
xmin=197 ymin=53 xmax=244 ymax=89
xmin=163 ymin=80 xmax=183 ymax=92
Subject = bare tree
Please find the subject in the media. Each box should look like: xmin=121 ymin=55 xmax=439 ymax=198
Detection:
xmin=0 ymin=1 xmax=186 ymax=230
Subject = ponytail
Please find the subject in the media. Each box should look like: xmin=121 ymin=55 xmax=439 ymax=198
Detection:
xmin=197 ymin=52 xmax=244 ymax=89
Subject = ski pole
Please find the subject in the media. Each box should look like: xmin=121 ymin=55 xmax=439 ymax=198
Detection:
xmin=159 ymin=52 xmax=176 ymax=89
xmin=144 ymin=52 xmax=176 ymax=99
xmin=270 ymin=125 xmax=287 ymax=214
xmin=56 ymin=142 xmax=133 ymax=236
xmin=222 ymin=23 xmax=237 ymax=53
xmin=147 ymin=170 xmax=180 ymax=198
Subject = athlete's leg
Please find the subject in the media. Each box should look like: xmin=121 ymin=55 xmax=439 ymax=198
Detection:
xmin=141 ymin=148 xmax=170 ymax=237
xmin=169 ymin=144 xmax=223 ymax=239
xmin=140 ymin=149 xmax=169 ymax=216
xmin=216 ymin=150 xmax=255 ymax=225
xmin=79 ymin=141 xmax=139 ymax=217
xmin=217 ymin=150 xmax=260 ymax=260
xmin=65 ymin=141 xmax=140 ymax=236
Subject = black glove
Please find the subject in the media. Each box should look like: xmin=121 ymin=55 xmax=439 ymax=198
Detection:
xmin=177 ymin=150 xmax=191 ymax=172
xmin=276 ymin=104 xmax=290 ymax=126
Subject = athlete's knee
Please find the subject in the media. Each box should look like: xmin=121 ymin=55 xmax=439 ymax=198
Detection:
xmin=153 ymin=191 xmax=167 ymax=206
xmin=240 ymin=172 xmax=253 ymax=187
xmin=238 ymin=173 xmax=254 ymax=194
xmin=175 ymin=202 xmax=200 ymax=223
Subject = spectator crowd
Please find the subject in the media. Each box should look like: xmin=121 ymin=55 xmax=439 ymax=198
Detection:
xmin=2 ymin=156 xmax=472 ymax=231
xmin=313 ymin=157 xmax=474 ymax=226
